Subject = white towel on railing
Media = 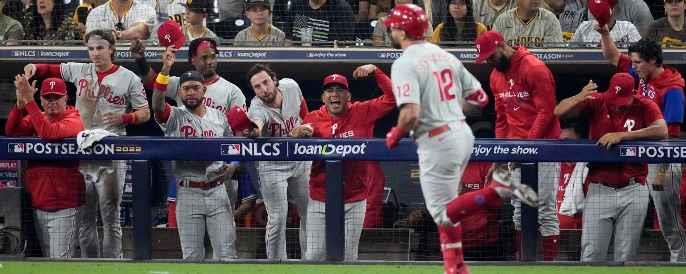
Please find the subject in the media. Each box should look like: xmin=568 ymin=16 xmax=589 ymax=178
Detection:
xmin=76 ymin=129 xmax=118 ymax=150
xmin=559 ymin=162 xmax=588 ymax=216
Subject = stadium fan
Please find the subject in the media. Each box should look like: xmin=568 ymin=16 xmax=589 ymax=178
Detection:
xmin=181 ymin=0 xmax=218 ymax=41
xmin=471 ymin=0 xmax=515 ymax=28
xmin=557 ymin=0 xmax=588 ymax=41
xmin=0 ymin=0 xmax=24 ymax=41
xmin=492 ymin=0 xmax=563 ymax=48
xmin=273 ymin=0 xmax=355 ymax=44
xmin=233 ymin=0 xmax=287 ymax=47
xmin=646 ymin=0 xmax=686 ymax=48
xmin=570 ymin=0 xmax=640 ymax=47
xmin=21 ymin=0 xmax=83 ymax=41
xmin=430 ymin=0 xmax=487 ymax=45
xmin=587 ymin=0 xmax=653 ymax=37
xmin=85 ymin=0 xmax=156 ymax=40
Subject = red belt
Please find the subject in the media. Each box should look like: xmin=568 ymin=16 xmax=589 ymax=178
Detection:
xmin=428 ymin=124 xmax=451 ymax=137
xmin=179 ymin=178 xmax=223 ymax=190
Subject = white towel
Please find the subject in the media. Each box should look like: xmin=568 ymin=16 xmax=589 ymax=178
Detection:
xmin=76 ymin=129 xmax=118 ymax=150
xmin=559 ymin=162 xmax=588 ymax=216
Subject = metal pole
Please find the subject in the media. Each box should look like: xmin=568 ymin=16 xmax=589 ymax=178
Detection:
xmin=325 ymin=160 xmax=344 ymax=261
xmin=520 ymin=163 xmax=539 ymax=261
xmin=132 ymin=160 xmax=151 ymax=260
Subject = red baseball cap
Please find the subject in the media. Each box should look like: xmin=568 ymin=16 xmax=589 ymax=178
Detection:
xmin=228 ymin=106 xmax=257 ymax=133
xmin=323 ymin=74 xmax=349 ymax=89
xmin=157 ymin=20 xmax=185 ymax=48
xmin=40 ymin=78 xmax=67 ymax=97
xmin=604 ymin=72 xmax=635 ymax=107
xmin=475 ymin=31 xmax=505 ymax=64
xmin=588 ymin=0 xmax=616 ymax=27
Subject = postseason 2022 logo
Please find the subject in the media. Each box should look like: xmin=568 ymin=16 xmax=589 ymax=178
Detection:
xmin=7 ymin=142 xmax=142 ymax=155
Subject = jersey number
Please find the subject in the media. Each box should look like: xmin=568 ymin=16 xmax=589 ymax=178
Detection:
xmin=433 ymin=69 xmax=455 ymax=101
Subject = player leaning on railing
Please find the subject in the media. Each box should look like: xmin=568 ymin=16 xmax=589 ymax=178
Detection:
xmin=152 ymin=69 xmax=239 ymax=261
xmin=555 ymin=72 xmax=668 ymax=262
xmin=597 ymin=0 xmax=686 ymax=260
xmin=22 ymin=29 xmax=150 ymax=259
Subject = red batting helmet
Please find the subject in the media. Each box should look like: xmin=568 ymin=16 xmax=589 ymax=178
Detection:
xmin=383 ymin=4 xmax=428 ymax=40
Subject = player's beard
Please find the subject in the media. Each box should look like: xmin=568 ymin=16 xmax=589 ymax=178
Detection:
xmin=391 ymin=38 xmax=402 ymax=49
xmin=182 ymin=97 xmax=202 ymax=110
xmin=493 ymin=54 xmax=510 ymax=72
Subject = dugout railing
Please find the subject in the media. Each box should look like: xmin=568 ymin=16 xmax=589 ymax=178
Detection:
xmin=0 ymin=137 xmax=683 ymax=261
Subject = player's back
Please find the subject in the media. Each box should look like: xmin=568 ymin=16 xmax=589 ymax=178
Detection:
xmin=393 ymin=42 xmax=481 ymax=137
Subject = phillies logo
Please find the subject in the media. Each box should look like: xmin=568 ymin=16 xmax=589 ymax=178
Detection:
xmin=624 ymin=119 xmax=635 ymax=132
xmin=164 ymin=34 xmax=172 ymax=43
xmin=48 ymin=80 xmax=56 ymax=90
xmin=476 ymin=44 xmax=481 ymax=54
xmin=615 ymin=85 xmax=622 ymax=94
xmin=180 ymin=125 xmax=216 ymax=137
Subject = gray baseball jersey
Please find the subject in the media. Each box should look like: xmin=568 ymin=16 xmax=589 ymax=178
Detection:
xmin=471 ymin=0 xmax=516 ymax=28
xmin=492 ymin=8 xmax=564 ymax=47
xmin=160 ymin=106 xmax=233 ymax=181
xmin=60 ymin=63 xmax=149 ymax=135
xmin=248 ymin=78 xmax=306 ymax=137
xmin=166 ymin=76 xmax=246 ymax=114
xmin=391 ymin=42 xmax=482 ymax=138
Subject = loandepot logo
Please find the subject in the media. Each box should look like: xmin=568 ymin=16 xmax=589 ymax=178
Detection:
xmin=619 ymin=145 xmax=686 ymax=158
xmin=293 ymin=143 xmax=368 ymax=157
xmin=7 ymin=143 xmax=118 ymax=155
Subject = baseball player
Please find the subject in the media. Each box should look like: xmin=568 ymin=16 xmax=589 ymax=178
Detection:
xmin=23 ymin=29 xmax=150 ymax=258
xmin=246 ymin=64 xmax=310 ymax=260
xmin=135 ymin=37 xmax=246 ymax=113
xmin=599 ymin=15 xmax=686 ymax=261
xmin=5 ymin=77 xmax=85 ymax=258
xmin=152 ymin=69 xmax=238 ymax=260
xmin=474 ymin=30 xmax=561 ymax=261
xmin=293 ymin=64 xmax=395 ymax=261
xmin=555 ymin=72 xmax=668 ymax=262
xmin=383 ymin=5 xmax=537 ymax=273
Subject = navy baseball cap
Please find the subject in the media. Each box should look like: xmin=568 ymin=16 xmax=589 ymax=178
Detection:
xmin=179 ymin=70 xmax=203 ymax=85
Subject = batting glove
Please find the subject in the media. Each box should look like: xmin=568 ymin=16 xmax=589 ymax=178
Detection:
xmin=385 ymin=127 xmax=407 ymax=149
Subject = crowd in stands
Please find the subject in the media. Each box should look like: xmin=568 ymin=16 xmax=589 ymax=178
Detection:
xmin=0 ymin=0 xmax=683 ymax=48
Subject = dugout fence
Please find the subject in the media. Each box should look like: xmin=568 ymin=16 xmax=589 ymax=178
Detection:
xmin=0 ymin=137 xmax=683 ymax=262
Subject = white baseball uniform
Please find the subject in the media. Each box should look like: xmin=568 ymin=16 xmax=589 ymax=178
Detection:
xmin=60 ymin=62 xmax=149 ymax=258
xmin=165 ymin=76 xmax=247 ymax=113
xmin=159 ymin=104 xmax=238 ymax=260
xmin=248 ymin=78 xmax=311 ymax=260
xmin=391 ymin=42 xmax=482 ymax=226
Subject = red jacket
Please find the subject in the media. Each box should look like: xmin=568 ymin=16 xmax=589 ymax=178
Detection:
xmin=5 ymin=102 xmax=85 ymax=211
xmin=490 ymin=47 xmax=560 ymax=139
xmin=617 ymin=54 xmax=685 ymax=137
xmin=459 ymin=162 xmax=499 ymax=248
xmin=580 ymin=94 xmax=663 ymax=187
xmin=304 ymin=69 xmax=394 ymax=203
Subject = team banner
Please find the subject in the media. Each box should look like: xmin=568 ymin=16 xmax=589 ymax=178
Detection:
xmin=5 ymin=47 xmax=685 ymax=64
xmin=1 ymin=137 xmax=685 ymax=163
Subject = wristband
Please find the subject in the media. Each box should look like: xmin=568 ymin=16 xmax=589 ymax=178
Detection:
xmin=154 ymin=81 xmax=168 ymax=92
xmin=121 ymin=113 xmax=136 ymax=125
xmin=155 ymin=73 xmax=170 ymax=85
